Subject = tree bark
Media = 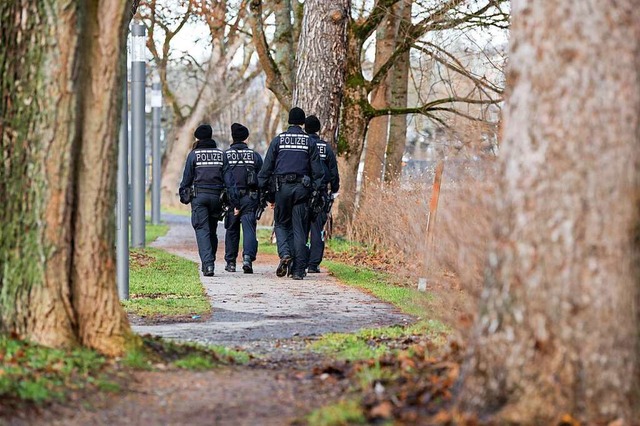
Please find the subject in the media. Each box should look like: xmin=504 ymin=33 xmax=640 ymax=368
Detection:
xmin=0 ymin=0 xmax=134 ymax=356
xmin=383 ymin=1 xmax=411 ymax=182
xmin=293 ymin=0 xmax=349 ymax=149
xmin=335 ymin=22 xmax=372 ymax=225
xmin=362 ymin=10 xmax=394 ymax=186
xmin=273 ymin=0 xmax=296 ymax=95
xmin=457 ymin=1 xmax=640 ymax=423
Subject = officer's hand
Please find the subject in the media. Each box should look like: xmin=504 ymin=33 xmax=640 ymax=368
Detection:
xmin=234 ymin=208 xmax=240 ymax=216
xmin=331 ymin=192 xmax=340 ymax=199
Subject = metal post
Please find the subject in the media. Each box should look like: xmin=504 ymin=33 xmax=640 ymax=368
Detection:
xmin=151 ymin=74 xmax=162 ymax=225
xmin=117 ymin=56 xmax=130 ymax=301
xmin=130 ymin=21 xmax=146 ymax=247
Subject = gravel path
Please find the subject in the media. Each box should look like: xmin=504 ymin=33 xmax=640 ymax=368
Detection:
xmin=133 ymin=214 xmax=412 ymax=351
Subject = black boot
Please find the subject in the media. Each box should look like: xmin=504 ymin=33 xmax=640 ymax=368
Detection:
xmin=225 ymin=261 xmax=236 ymax=272
xmin=276 ymin=256 xmax=291 ymax=277
xmin=203 ymin=265 xmax=215 ymax=277
xmin=307 ymin=265 xmax=321 ymax=273
xmin=242 ymin=255 xmax=253 ymax=274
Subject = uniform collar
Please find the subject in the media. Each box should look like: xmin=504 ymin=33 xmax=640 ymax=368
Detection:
xmin=308 ymin=133 xmax=320 ymax=140
xmin=230 ymin=142 xmax=249 ymax=150
xmin=287 ymin=125 xmax=305 ymax=133
xmin=195 ymin=139 xmax=217 ymax=149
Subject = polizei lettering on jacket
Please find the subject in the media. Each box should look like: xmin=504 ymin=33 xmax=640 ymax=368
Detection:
xmin=226 ymin=149 xmax=254 ymax=164
xmin=279 ymin=133 xmax=309 ymax=151
xmin=317 ymin=142 xmax=327 ymax=160
xmin=195 ymin=149 xmax=224 ymax=167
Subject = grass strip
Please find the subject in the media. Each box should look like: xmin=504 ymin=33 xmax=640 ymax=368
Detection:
xmin=0 ymin=334 xmax=250 ymax=407
xmin=0 ymin=335 xmax=109 ymax=405
xmin=123 ymin=247 xmax=210 ymax=317
xmin=145 ymin=222 xmax=169 ymax=244
xmin=307 ymin=400 xmax=367 ymax=426
xmin=123 ymin=336 xmax=250 ymax=370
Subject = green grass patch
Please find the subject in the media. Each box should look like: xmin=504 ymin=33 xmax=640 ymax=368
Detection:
xmin=310 ymin=320 xmax=447 ymax=361
xmin=307 ymin=399 xmax=367 ymax=426
xmin=129 ymin=220 xmax=169 ymax=246
xmin=322 ymin=260 xmax=430 ymax=318
xmin=308 ymin=241 xmax=449 ymax=361
xmin=173 ymin=354 xmax=214 ymax=370
xmin=0 ymin=334 xmax=249 ymax=407
xmin=325 ymin=236 xmax=365 ymax=254
xmin=257 ymin=227 xmax=278 ymax=255
xmin=141 ymin=336 xmax=250 ymax=368
xmin=122 ymin=247 xmax=210 ymax=317
xmin=145 ymin=222 xmax=169 ymax=244
xmin=0 ymin=335 xmax=108 ymax=404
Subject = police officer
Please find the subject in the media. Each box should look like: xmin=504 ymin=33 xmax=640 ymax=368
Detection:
xmin=179 ymin=124 xmax=237 ymax=276
xmin=224 ymin=123 xmax=263 ymax=274
xmin=304 ymin=115 xmax=340 ymax=273
xmin=258 ymin=107 xmax=324 ymax=280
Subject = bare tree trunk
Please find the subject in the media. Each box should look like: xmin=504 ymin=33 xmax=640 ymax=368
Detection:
xmin=336 ymin=23 xmax=372 ymax=225
xmin=262 ymin=96 xmax=275 ymax=143
xmin=0 ymin=0 xmax=134 ymax=356
xmin=362 ymin=19 xmax=393 ymax=186
xmin=293 ymin=0 xmax=349 ymax=149
xmin=273 ymin=0 xmax=296 ymax=94
xmin=363 ymin=1 xmax=412 ymax=186
xmin=457 ymin=1 xmax=640 ymax=422
xmin=383 ymin=1 xmax=411 ymax=182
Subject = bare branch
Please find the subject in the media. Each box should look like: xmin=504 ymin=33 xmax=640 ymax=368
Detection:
xmin=248 ymin=0 xmax=292 ymax=109
xmin=370 ymin=96 xmax=501 ymax=118
xmin=412 ymin=41 xmax=504 ymax=95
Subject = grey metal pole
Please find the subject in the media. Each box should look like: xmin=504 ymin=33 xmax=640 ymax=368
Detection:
xmin=151 ymin=75 xmax=162 ymax=225
xmin=130 ymin=21 xmax=146 ymax=247
xmin=117 ymin=56 xmax=130 ymax=301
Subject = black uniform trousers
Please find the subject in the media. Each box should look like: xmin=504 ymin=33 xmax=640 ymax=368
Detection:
xmin=224 ymin=192 xmax=259 ymax=262
xmin=191 ymin=191 xmax=223 ymax=270
xmin=274 ymin=182 xmax=311 ymax=276
xmin=308 ymin=191 xmax=328 ymax=268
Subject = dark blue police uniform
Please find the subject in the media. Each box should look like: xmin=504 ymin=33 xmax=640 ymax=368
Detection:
xmin=307 ymin=132 xmax=340 ymax=272
xmin=179 ymin=125 xmax=236 ymax=276
xmin=224 ymin=132 xmax=263 ymax=273
xmin=258 ymin=108 xmax=324 ymax=279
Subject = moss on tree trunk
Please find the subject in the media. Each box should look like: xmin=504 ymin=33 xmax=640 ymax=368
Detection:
xmin=0 ymin=0 xmax=136 ymax=356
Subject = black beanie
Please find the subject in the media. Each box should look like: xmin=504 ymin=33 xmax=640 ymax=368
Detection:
xmin=231 ymin=122 xmax=249 ymax=142
xmin=194 ymin=124 xmax=212 ymax=140
xmin=288 ymin=107 xmax=306 ymax=125
xmin=305 ymin=115 xmax=321 ymax=134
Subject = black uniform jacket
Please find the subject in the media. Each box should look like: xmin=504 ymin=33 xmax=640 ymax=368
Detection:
xmin=257 ymin=125 xmax=324 ymax=190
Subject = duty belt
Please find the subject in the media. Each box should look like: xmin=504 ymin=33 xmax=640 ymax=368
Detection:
xmin=194 ymin=187 xmax=222 ymax=195
xmin=276 ymin=174 xmax=303 ymax=184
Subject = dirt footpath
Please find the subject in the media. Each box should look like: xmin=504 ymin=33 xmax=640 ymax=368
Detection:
xmin=134 ymin=214 xmax=412 ymax=351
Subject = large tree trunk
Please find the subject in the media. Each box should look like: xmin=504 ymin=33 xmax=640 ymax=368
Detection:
xmin=362 ymin=16 xmax=393 ymax=187
xmin=0 ymin=1 xmax=134 ymax=356
xmin=293 ymin=0 xmax=349 ymax=149
xmin=457 ymin=1 xmax=640 ymax=422
xmin=383 ymin=1 xmax=411 ymax=182
xmin=336 ymin=23 xmax=372 ymax=225
xmin=363 ymin=0 xmax=411 ymax=186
